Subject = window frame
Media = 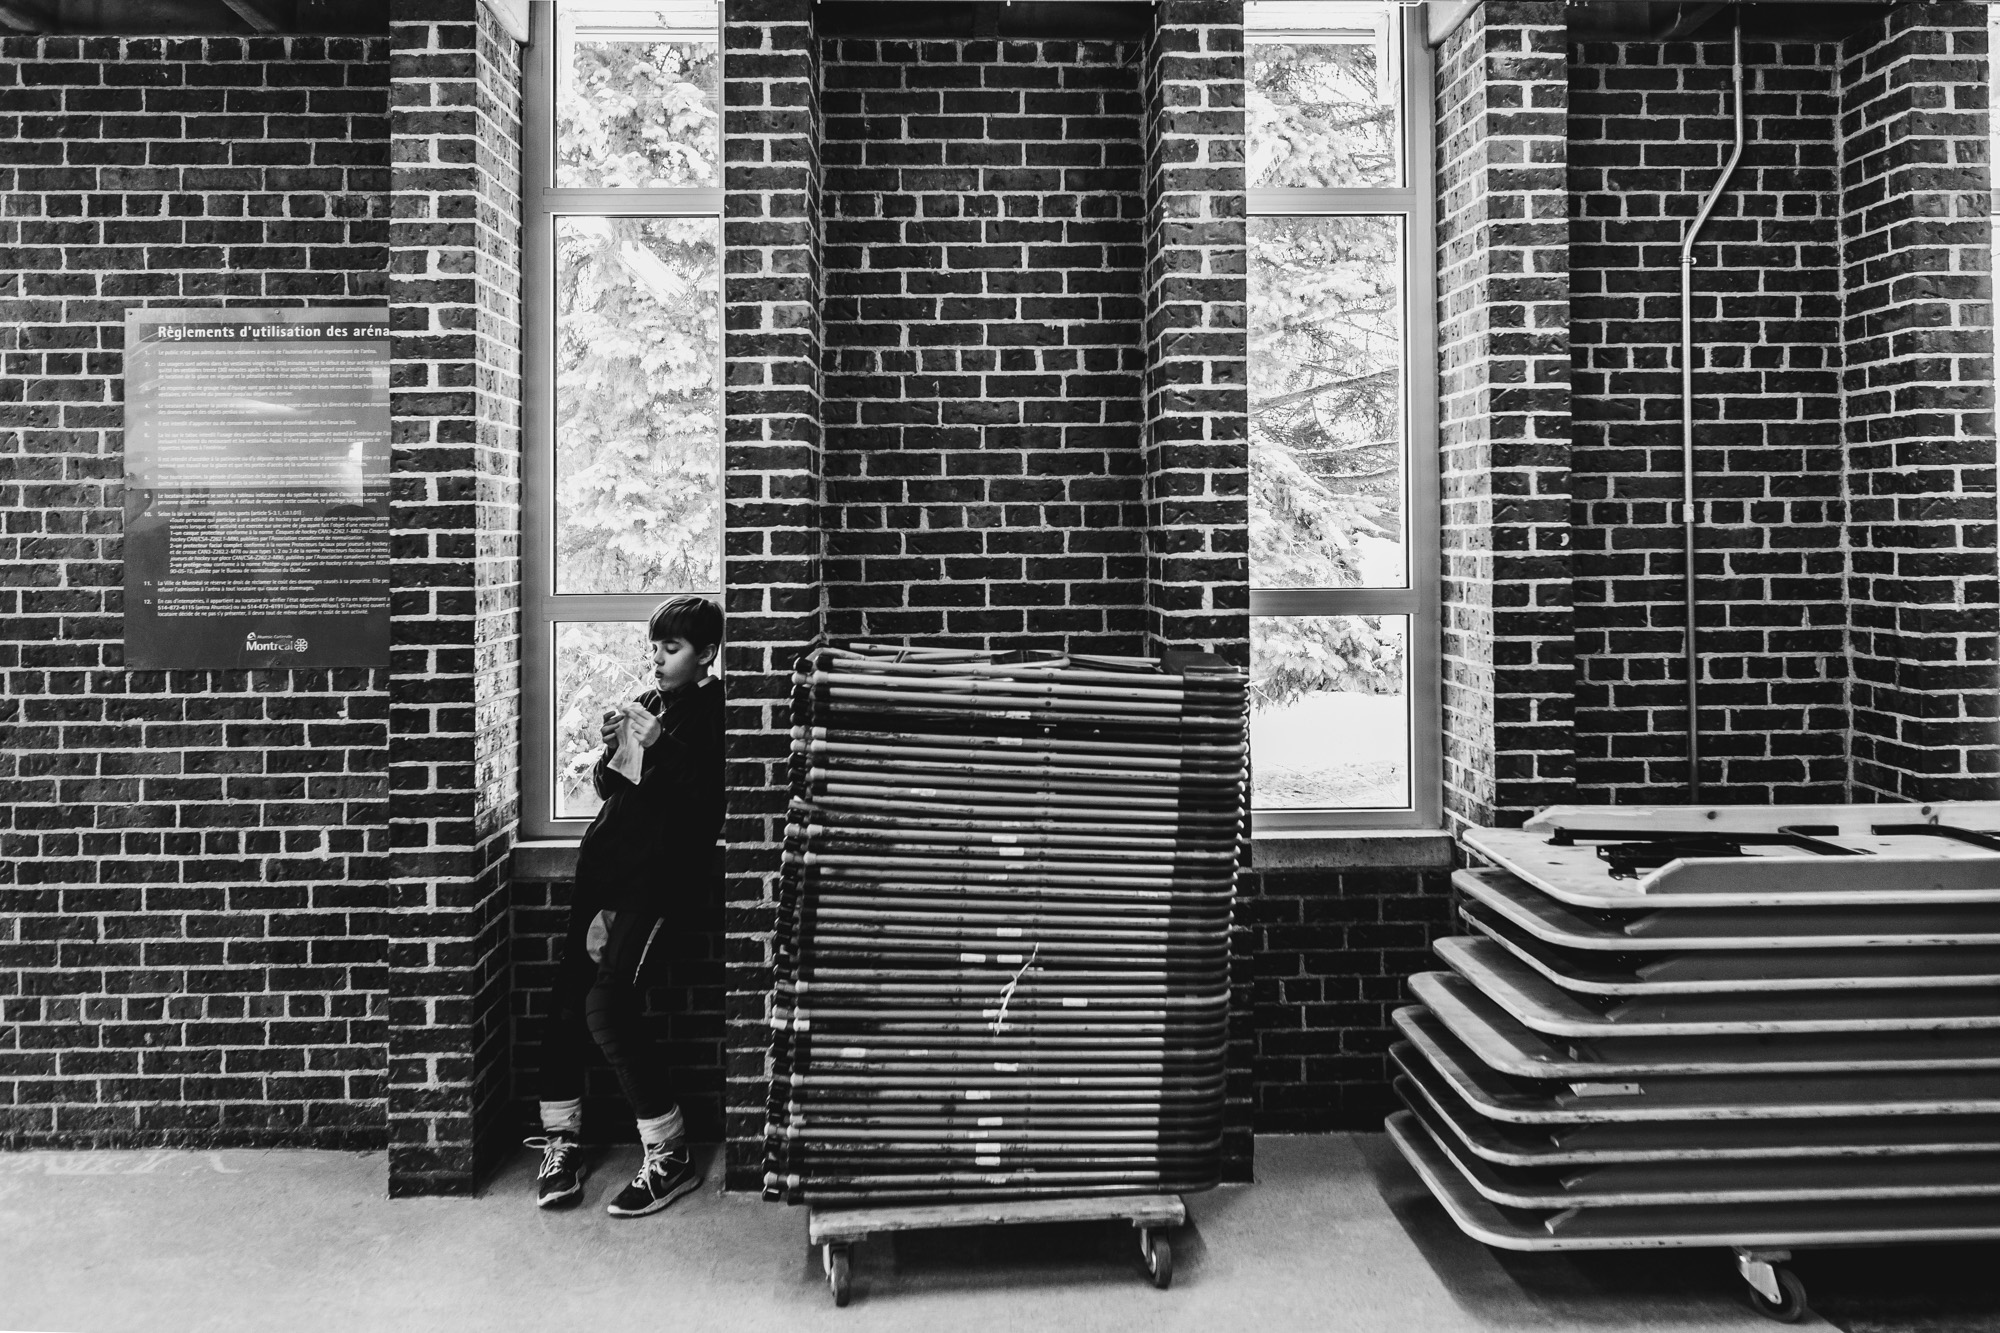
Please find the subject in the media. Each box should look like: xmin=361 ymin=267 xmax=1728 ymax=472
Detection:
xmin=520 ymin=0 xmax=726 ymax=839
xmin=1245 ymin=2 xmax=1441 ymax=832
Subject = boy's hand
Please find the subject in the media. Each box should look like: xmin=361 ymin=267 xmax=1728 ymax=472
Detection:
xmin=600 ymin=709 xmax=621 ymax=749
xmin=622 ymin=701 xmax=663 ymax=749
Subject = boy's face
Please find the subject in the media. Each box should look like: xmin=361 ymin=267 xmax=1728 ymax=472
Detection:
xmin=652 ymin=635 xmax=715 ymax=693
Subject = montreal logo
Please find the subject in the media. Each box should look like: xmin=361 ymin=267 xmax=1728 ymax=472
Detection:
xmin=245 ymin=633 xmax=308 ymax=653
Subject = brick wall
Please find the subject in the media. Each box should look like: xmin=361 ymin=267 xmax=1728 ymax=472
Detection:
xmin=383 ymin=0 xmax=523 ymax=1195
xmin=15 ymin=0 xmax=1993 ymax=1189
xmin=1840 ymin=3 xmax=1999 ymax=802
xmin=1240 ymin=864 xmax=1451 ymax=1132
xmin=1434 ymin=0 xmax=1575 ymax=829
xmin=819 ymin=30 xmax=1149 ymax=653
xmin=0 ymin=35 xmax=392 ymax=1150
xmin=721 ymin=0 xmax=825 ymax=1189
xmin=1568 ymin=38 xmax=1850 ymax=803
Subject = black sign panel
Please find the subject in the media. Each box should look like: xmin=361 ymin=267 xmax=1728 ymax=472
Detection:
xmin=122 ymin=308 xmax=391 ymax=669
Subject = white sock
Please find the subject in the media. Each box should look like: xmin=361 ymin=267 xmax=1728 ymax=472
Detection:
xmin=635 ymin=1106 xmax=684 ymax=1152
xmin=539 ymin=1099 xmax=582 ymax=1136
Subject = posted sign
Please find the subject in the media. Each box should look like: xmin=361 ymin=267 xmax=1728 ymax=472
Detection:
xmin=122 ymin=308 xmax=391 ymax=669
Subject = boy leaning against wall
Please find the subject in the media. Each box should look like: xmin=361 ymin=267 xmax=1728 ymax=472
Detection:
xmin=527 ymin=595 xmax=725 ymax=1216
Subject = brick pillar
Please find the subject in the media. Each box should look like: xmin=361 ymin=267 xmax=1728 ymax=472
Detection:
xmin=1840 ymin=3 xmax=1999 ymax=802
xmin=1142 ymin=0 xmax=1249 ymax=668
xmin=1434 ymin=1 xmax=1573 ymax=830
xmin=385 ymin=0 xmax=524 ymax=1195
xmin=720 ymin=0 xmax=823 ymax=1190
xmin=1140 ymin=0 xmax=1251 ymax=1184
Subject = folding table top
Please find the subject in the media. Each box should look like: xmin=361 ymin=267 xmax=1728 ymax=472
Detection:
xmin=1388 ymin=1110 xmax=2000 ymax=1251
xmin=1399 ymin=1087 xmax=2000 ymax=1209
xmin=1405 ymin=976 xmax=2000 ymax=1078
xmin=1391 ymin=1024 xmax=2000 ymax=1125
xmin=1452 ymin=867 xmax=2000 ymax=950
xmin=1393 ymin=1059 xmax=2000 ymax=1168
xmin=1464 ymin=802 xmax=2000 ymax=907
xmin=1438 ymin=937 xmax=2000 ymax=1037
xmin=1459 ymin=900 xmax=2000 ymax=995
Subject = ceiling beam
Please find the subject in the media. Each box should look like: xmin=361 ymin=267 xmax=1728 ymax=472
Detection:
xmin=0 ymin=1 xmax=52 ymax=32
xmin=1658 ymin=1 xmax=1728 ymax=40
xmin=221 ymin=0 xmax=287 ymax=32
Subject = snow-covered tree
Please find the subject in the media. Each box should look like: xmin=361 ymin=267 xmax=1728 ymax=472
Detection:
xmin=1248 ymin=37 xmax=1397 ymax=189
xmin=554 ymin=215 xmax=722 ymax=597
xmin=1247 ymin=34 xmax=1407 ymax=711
xmin=558 ymin=30 xmax=720 ymax=190
xmin=1249 ymin=210 xmax=1406 ymax=708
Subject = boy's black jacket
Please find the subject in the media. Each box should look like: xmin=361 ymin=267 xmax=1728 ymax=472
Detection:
xmin=574 ymin=675 xmax=725 ymax=917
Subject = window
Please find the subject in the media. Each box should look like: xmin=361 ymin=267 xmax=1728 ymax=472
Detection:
xmin=1245 ymin=0 xmax=1440 ymax=830
xmin=522 ymin=0 xmax=724 ymax=837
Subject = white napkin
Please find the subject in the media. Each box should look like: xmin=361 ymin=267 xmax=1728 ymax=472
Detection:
xmin=585 ymin=909 xmax=616 ymax=963
xmin=610 ymin=707 xmax=647 ymax=785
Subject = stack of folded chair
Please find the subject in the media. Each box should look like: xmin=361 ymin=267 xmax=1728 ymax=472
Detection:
xmin=766 ymin=643 xmax=1248 ymax=1205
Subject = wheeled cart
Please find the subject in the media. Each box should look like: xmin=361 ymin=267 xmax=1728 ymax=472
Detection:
xmin=805 ymin=1192 xmax=1187 ymax=1306
xmin=770 ymin=646 xmax=1241 ymax=1300
xmin=1391 ymin=803 xmax=2000 ymax=1322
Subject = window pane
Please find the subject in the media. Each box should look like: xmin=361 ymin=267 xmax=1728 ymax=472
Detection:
xmin=1247 ymin=2 xmax=1399 ymax=189
xmin=557 ymin=3 xmax=720 ymax=190
xmin=1249 ymin=214 xmax=1405 ymax=590
xmin=553 ymin=621 xmax=655 ymax=820
xmin=1251 ymin=615 xmax=1409 ymax=811
xmin=555 ymin=215 xmax=722 ymax=595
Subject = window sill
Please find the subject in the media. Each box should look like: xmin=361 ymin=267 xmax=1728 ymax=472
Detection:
xmin=1249 ymin=828 xmax=1455 ymax=871
xmin=513 ymin=840 xmax=728 ymax=882
xmin=514 ymin=839 xmax=581 ymax=881
xmin=516 ymin=831 xmax=1458 ymax=881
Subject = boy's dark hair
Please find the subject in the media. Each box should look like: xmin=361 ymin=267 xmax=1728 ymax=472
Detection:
xmin=648 ymin=595 xmax=723 ymax=650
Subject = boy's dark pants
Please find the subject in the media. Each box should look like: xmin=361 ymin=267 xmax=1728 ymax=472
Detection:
xmin=537 ymin=897 xmax=676 ymax=1121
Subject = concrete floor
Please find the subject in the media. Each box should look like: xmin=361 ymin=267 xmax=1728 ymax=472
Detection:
xmin=4 ymin=1134 xmax=1996 ymax=1333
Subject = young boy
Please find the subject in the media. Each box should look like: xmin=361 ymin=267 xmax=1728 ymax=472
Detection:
xmin=528 ymin=595 xmax=725 ymax=1215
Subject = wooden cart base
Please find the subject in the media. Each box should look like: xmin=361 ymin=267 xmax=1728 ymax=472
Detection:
xmin=805 ymin=1193 xmax=1187 ymax=1306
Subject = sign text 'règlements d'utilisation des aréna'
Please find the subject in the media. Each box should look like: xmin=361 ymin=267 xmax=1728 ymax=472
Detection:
xmin=122 ymin=308 xmax=390 ymax=669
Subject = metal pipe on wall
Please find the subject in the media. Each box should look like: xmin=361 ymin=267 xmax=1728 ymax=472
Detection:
xmin=1677 ymin=14 xmax=1746 ymax=802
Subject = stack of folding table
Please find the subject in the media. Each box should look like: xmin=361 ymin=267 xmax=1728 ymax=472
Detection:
xmin=766 ymin=644 xmax=1247 ymax=1302
xmin=1389 ymin=803 xmax=2000 ymax=1321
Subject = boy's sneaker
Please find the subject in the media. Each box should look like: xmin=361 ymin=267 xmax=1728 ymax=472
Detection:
xmin=606 ymin=1142 xmax=701 ymax=1218
xmin=527 ymin=1133 xmax=587 ymax=1209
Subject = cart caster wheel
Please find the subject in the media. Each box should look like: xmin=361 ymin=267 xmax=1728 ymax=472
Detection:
xmin=818 ymin=1242 xmax=853 ymax=1307
xmin=1745 ymin=1267 xmax=1806 ymax=1323
xmin=1139 ymin=1228 xmax=1173 ymax=1290
xmin=826 ymin=1245 xmax=852 ymax=1307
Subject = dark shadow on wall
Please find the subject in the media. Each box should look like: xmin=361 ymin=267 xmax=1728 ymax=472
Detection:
xmin=509 ymin=873 xmax=728 ymax=1145
xmin=817 ymin=1 xmax=1150 ymax=41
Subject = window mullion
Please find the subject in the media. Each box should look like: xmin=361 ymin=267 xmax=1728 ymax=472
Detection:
xmin=1250 ymin=588 xmax=1417 ymax=617
xmin=532 ymin=594 xmax=677 ymax=620
xmin=1246 ymin=186 xmax=1418 ymax=216
xmin=540 ymin=187 xmax=725 ymax=215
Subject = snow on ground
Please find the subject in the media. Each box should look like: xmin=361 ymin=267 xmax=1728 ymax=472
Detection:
xmin=1251 ymin=690 xmax=1408 ymax=811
